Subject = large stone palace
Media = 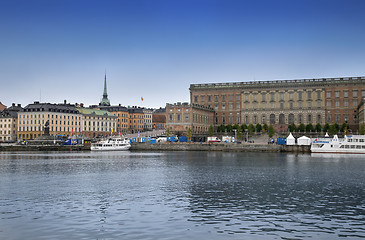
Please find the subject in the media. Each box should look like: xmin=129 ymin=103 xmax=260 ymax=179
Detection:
xmin=167 ymin=76 xmax=365 ymax=134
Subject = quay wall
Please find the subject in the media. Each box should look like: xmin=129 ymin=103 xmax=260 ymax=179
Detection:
xmin=0 ymin=145 xmax=90 ymax=151
xmin=0 ymin=143 xmax=310 ymax=153
xmin=130 ymin=143 xmax=310 ymax=153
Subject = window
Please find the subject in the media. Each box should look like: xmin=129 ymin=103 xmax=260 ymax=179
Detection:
xmin=262 ymin=93 xmax=266 ymax=101
xmin=245 ymin=94 xmax=249 ymax=101
xmin=298 ymin=92 xmax=302 ymax=100
xmin=185 ymin=114 xmax=189 ymax=121
xmin=279 ymin=114 xmax=285 ymax=124
xmin=280 ymin=102 xmax=284 ymax=109
xmin=201 ymin=96 xmax=205 ymax=102
xmin=236 ymin=94 xmax=240 ymax=101
xmin=289 ymin=92 xmax=293 ymax=100
xmin=353 ymin=90 xmax=358 ymax=97
xmin=317 ymin=101 xmax=321 ymax=108
xmin=290 ymin=102 xmax=293 ymax=109
xmin=253 ymin=93 xmax=257 ymax=101
xmin=208 ymin=95 xmax=211 ymax=102
xmin=169 ymin=114 xmax=173 ymax=121
xmin=308 ymin=91 xmax=312 ymax=99
xmin=229 ymin=103 xmax=233 ymax=110
xmin=362 ymin=90 xmax=365 ymax=97
xmin=262 ymin=115 xmax=266 ymax=124
xmin=270 ymin=114 xmax=275 ymax=124
xmin=327 ymin=101 xmax=331 ymax=107
xmin=308 ymin=114 xmax=312 ymax=123
xmin=335 ymin=91 xmax=340 ymax=98
xmin=222 ymin=104 xmax=226 ymax=110
xmin=344 ymin=100 xmax=349 ymax=107
xmin=271 ymin=93 xmax=275 ymax=101
xmin=229 ymin=94 xmax=233 ymax=101
xmin=236 ymin=104 xmax=240 ymax=109
xmin=308 ymin=101 xmax=311 ymax=108
xmin=344 ymin=91 xmax=348 ymax=98
xmin=353 ymin=99 xmax=358 ymax=107
xmin=335 ymin=100 xmax=340 ymax=107
xmin=222 ymin=95 xmax=226 ymax=101
xmin=215 ymin=104 xmax=218 ymax=110
xmin=298 ymin=102 xmax=302 ymax=108
xmin=215 ymin=95 xmax=218 ymax=101
xmin=288 ymin=114 xmax=294 ymax=124
xmin=317 ymin=115 xmax=321 ymax=123
xmin=317 ymin=91 xmax=321 ymax=99
xmin=299 ymin=114 xmax=303 ymax=124
xmin=194 ymin=96 xmax=198 ymax=103
xmin=280 ymin=92 xmax=284 ymax=100
xmin=336 ymin=114 xmax=340 ymax=123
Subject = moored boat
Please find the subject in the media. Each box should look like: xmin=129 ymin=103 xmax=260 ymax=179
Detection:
xmin=91 ymin=137 xmax=131 ymax=151
xmin=311 ymin=135 xmax=365 ymax=154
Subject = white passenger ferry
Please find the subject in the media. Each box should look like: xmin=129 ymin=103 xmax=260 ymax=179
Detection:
xmin=311 ymin=135 xmax=365 ymax=154
xmin=91 ymin=137 xmax=131 ymax=151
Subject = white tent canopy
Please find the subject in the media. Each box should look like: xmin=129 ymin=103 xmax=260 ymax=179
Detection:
xmin=286 ymin=132 xmax=296 ymax=145
xmin=297 ymin=136 xmax=311 ymax=146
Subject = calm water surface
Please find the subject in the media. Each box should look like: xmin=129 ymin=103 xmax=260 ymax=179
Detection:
xmin=0 ymin=151 xmax=364 ymax=240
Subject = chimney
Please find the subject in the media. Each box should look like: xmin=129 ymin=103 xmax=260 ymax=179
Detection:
xmin=17 ymin=104 xmax=21 ymax=107
xmin=64 ymin=100 xmax=67 ymax=104
xmin=12 ymin=103 xmax=15 ymax=107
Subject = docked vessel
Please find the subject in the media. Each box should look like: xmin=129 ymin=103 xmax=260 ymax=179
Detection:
xmin=91 ymin=137 xmax=131 ymax=151
xmin=311 ymin=135 xmax=365 ymax=154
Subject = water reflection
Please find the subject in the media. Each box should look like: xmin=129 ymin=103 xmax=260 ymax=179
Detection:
xmin=0 ymin=151 xmax=364 ymax=239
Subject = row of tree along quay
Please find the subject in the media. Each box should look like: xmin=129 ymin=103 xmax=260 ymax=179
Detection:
xmin=163 ymin=122 xmax=365 ymax=144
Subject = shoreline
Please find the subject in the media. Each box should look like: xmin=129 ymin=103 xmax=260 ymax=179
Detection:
xmin=0 ymin=143 xmax=311 ymax=153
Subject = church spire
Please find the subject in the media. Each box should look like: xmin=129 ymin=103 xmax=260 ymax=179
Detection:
xmin=99 ymin=71 xmax=111 ymax=106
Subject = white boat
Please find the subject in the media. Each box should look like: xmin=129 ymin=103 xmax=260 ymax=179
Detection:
xmin=311 ymin=135 xmax=365 ymax=154
xmin=91 ymin=137 xmax=131 ymax=151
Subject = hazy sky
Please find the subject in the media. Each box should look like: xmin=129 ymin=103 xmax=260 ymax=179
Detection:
xmin=1 ymin=0 xmax=365 ymax=108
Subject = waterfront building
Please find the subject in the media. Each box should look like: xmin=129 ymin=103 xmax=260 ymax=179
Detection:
xmin=142 ymin=108 xmax=153 ymax=131
xmin=0 ymin=103 xmax=22 ymax=142
xmin=152 ymin=108 xmax=166 ymax=130
xmin=77 ymin=107 xmax=117 ymax=138
xmin=358 ymin=99 xmax=365 ymax=128
xmin=97 ymin=105 xmax=130 ymax=134
xmin=0 ymin=102 xmax=6 ymax=112
xmin=190 ymin=76 xmax=365 ymax=131
xmin=18 ymin=101 xmax=82 ymax=140
xmin=128 ymin=107 xmax=144 ymax=133
xmin=166 ymin=102 xmax=214 ymax=135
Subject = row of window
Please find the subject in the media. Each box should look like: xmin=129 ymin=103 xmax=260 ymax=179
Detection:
xmin=326 ymin=90 xmax=365 ymax=98
xmin=19 ymin=114 xmax=81 ymax=120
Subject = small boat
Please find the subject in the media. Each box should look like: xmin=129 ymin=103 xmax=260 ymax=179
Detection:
xmin=91 ymin=137 xmax=131 ymax=151
xmin=311 ymin=135 xmax=365 ymax=154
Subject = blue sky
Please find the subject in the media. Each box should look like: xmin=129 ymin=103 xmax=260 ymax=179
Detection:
xmin=1 ymin=0 xmax=365 ymax=108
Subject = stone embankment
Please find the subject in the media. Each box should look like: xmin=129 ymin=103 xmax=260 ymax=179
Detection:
xmin=130 ymin=142 xmax=310 ymax=153
xmin=0 ymin=145 xmax=90 ymax=151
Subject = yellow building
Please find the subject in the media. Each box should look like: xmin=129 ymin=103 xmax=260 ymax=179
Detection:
xmin=0 ymin=104 xmax=22 ymax=142
xmin=18 ymin=102 xmax=82 ymax=140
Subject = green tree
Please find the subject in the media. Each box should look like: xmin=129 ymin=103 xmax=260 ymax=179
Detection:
xmin=268 ymin=125 xmax=275 ymax=138
xmin=360 ymin=124 xmax=365 ymax=135
xmin=340 ymin=122 xmax=347 ymax=132
xmin=166 ymin=128 xmax=171 ymax=137
xmin=315 ymin=123 xmax=322 ymax=133
xmin=217 ymin=124 xmax=225 ymax=133
xmin=187 ymin=127 xmax=192 ymax=141
xmin=208 ymin=125 xmax=214 ymax=137
xmin=323 ymin=123 xmax=330 ymax=133
xmin=233 ymin=124 xmax=239 ymax=130
xmin=306 ymin=123 xmax=314 ymax=132
xmin=237 ymin=125 xmax=243 ymax=139
xmin=226 ymin=124 xmax=233 ymax=132
xmin=256 ymin=123 xmax=262 ymax=133
xmin=298 ymin=123 xmax=306 ymax=132
xmin=248 ymin=124 xmax=255 ymax=134
xmin=329 ymin=123 xmax=339 ymax=135
xmin=241 ymin=124 xmax=248 ymax=131
xmin=263 ymin=123 xmax=269 ymax=132
xmin=288 ymin=123 xmax=296 ymax=132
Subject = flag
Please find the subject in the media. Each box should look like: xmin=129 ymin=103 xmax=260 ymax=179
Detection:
xmin=141 ymin=97 xmax=144 ymax=101
xmin=111 ymin=128 xmax=113 ymax=134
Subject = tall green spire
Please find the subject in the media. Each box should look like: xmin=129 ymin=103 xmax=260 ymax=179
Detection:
xmin=99 ymin=71 xmax=110 ymax=106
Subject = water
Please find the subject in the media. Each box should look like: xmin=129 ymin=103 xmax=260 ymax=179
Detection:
xmin=0 ymin=151 xmax=364 ymax=240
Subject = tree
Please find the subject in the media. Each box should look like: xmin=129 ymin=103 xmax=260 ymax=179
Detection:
xmin=225 ymin=124 xmax=233 ymax=132
xmin=256 ymin=123 xmax=262 ymax=133
xmin=217 ymin=124 xmax=225 ymax=133
xmin=298 ymin=123 xmax=306 ymax=132
xmin=241 ymin=124 xmax=248 ymax=131
xmin=237 ymin=125 xmax=243 ymax=139
xmin=263 ymin=123 xmax=269 ymax=132
xmin=187 ymin=127 xmax=192 ymax=141
xmin=360 ymin=124 xmax=365 ymax=135
xmin=329 ymin=123 xmax=339 ymax=136
xmin=323 ymin=123 xmax=330 ymax=133
xmin=315 ymin=123 xmax=322 ymax=133
xmin=233 ymin=124 xmax=239 ymax=130
xmin=340 ymin=122 xmax=348 ymax=132
xmin=268 ymin=125 xmax=275 ymax=138
xmin=288 ymin=123 xmax=296 ymax=132
xmin=306 ymin=123 xmax=314 ymax=132
xmin=208 ymin=125 xmax=214 ymax=136
xmin=166 ymin=128 xmax=171 ymax=137
xmin=248 ymin=124 xmax=255 ymax=134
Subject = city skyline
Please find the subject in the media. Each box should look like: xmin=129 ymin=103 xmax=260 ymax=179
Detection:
xmin=1 ymin=0 xmax=365 ymax=108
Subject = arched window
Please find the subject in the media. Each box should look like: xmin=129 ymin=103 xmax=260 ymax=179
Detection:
xmin=262 ymin=115 xmax=266 ymax=124
xmin=308 ymin=114 xmax=312 ymax=123
xmin=279 ymin=114 xmax=285 ymax=124
xmin=270 ymin=114 xmax=275 ymax=124
xmin=288 ymin=114 xmax=295 ymax=124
